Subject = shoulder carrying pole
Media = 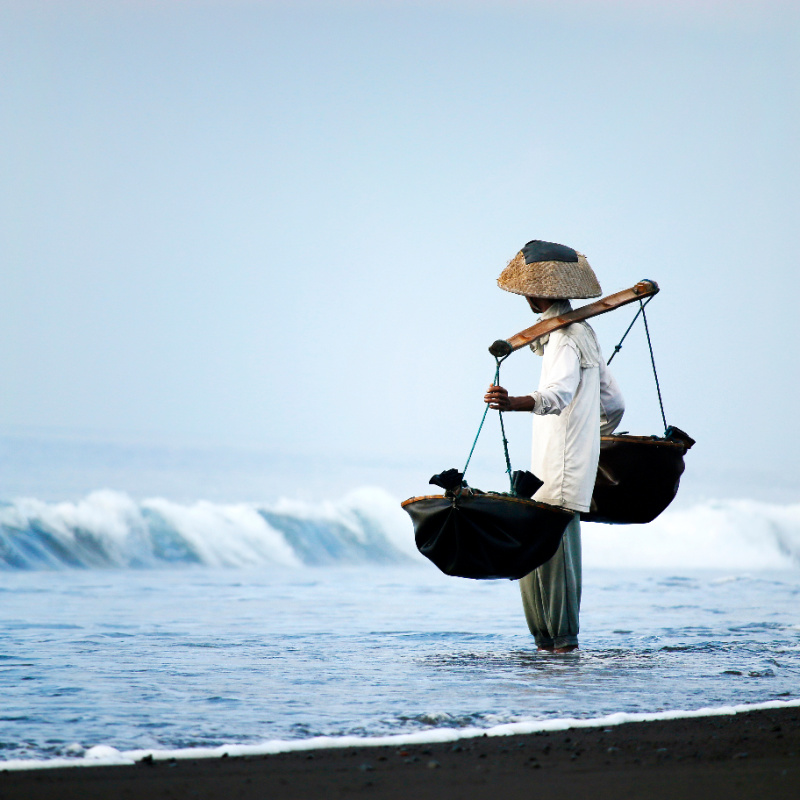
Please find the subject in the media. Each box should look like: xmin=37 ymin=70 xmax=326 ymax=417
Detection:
xmin=489 ymin=279 xmax=659 ymax=357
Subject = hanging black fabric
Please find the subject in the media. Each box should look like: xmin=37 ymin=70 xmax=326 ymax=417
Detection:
xmin=402 ymin=492 xmax=573 ymax=580
xmin=583 ymin=428 xmax=695 ymax=524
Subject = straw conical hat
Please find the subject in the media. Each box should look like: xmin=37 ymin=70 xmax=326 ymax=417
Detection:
xmin=497 ymin=240 xmax=601 ymax=299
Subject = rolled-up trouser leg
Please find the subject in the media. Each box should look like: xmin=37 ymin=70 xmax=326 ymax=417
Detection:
xmin=518 ymin=513 xmax=582 ymax=649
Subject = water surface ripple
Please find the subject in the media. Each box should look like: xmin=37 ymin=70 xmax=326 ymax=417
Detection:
xmin=0 ymin=567 xmax=798 ymax=762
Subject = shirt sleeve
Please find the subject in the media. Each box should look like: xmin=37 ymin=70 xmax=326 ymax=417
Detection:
xmin=599 ymin=360 xmax=625 ymax=435
xmin=530 ymin=338 xmax=581 ymax=415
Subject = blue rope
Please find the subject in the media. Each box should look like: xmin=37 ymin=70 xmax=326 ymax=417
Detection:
xmin=498 ymin=407 xmax=513 ymax=491
xmin=461 ymin=361 xmax=499 ymax=477
xmin=462 ymin=399 xmax=491 ymax=478
xmin=607 ymin=294 xmax=667 ymax=434
xmin=607 ymin=295 xmax=653 ymax=365
xmin=462 ymin=356 xmax=514 ymax=491
xmin=639 ymin=300 xmax=668 ymax=434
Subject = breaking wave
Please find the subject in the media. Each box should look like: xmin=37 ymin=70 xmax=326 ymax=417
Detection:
xmin=0 ymin=488 xmax=419 ymax=570
xmin=583 ymin=498 xmax=800 ymax=570
xmin=0 ymin=490 xmax=798 ymax=571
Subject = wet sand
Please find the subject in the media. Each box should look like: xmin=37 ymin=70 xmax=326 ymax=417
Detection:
xmin=2 ymin=705 xmax=798 ymax=799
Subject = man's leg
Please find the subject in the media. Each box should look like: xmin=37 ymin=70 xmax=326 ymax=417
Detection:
xmin=518 ymin=513 xmax=582 ymax=651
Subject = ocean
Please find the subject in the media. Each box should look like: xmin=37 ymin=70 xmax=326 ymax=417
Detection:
xmin=1 ymin=486 xmax=800 ymax=769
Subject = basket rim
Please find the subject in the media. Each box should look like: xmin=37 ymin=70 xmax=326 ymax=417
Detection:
xmin=400 ymin=493 xmax=573 ymax=515
xmin=601 ymin=434 xmax=686 ymax=448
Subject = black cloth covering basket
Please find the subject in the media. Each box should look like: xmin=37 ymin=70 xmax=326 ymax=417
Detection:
xmin=401 ymin=493 xmax=573 ymax=580
xmin=583 ymin=431 xmax=694 ymax=524
xmin=402 ymin=429 xmax=693 ymax=580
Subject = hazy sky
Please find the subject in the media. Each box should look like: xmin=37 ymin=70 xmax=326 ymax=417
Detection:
xmin=1 ymin=0 xmax=798 ymax=502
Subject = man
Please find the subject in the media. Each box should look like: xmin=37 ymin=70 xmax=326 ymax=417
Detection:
xmin=484 ymin=240 xmax=624 ymax=653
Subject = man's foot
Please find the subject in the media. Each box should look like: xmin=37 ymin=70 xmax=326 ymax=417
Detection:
xmin=554 ymin=645 xmax=579 ymax=654
xmin=537 ymin=646 xmax=555 ymax=653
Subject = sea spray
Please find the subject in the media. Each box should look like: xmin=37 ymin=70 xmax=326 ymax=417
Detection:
xmin=1 ymin=490 xmax=799 ymax=570
xmin=0 ymin=488 xmax=418 ymax=570
xmin=582 ymin=499 xmax=800 ymax=570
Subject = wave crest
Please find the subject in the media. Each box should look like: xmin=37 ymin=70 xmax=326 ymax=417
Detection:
xmin=583 ymin=499 xmax=800 ymax=570
xmin=0 ymin=488 xmax=418 ymax=570
xmin=2 ymin=490 xmax=799 ymax=571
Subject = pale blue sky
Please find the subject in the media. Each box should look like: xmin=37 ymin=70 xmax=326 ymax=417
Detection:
xmin=0 ymin=0 xmax=798 ymax=502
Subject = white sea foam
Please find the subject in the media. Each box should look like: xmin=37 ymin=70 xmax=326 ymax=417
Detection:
xmin=582 ymin=499 xmax=800 ymax=569
xmin=0 ymin=487 xmax=420 ymax=569
xmin=1 ymin=491 xmax=798 ymax=570
xmin=142 ymin=498 xmax=301 ymax=568
xmin=4 ymin=698 xmax=799 ymax=771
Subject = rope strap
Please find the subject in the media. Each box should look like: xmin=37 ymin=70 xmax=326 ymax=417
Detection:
xmin=607 ymin=295 xmax=653 ymax=365
xmin=640 ymin=300 xmax=668 ymax=434
xmin=462 ymin=356 xmax=514 ymax=492
xmin=498 ymin=405 xmax=513 ymax=488
xmin=607 ymin=295 xmax=668 ymax=435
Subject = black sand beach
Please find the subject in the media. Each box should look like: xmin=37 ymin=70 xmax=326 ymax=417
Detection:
xmin=2 ymin=705 xmax=798 ymax=800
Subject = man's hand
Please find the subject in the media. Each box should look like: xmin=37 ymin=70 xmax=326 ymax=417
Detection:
xmin=484 ymin=384 xmax=511 ymax=410
xmin=484 ymin=385 xmax=535 ymax=412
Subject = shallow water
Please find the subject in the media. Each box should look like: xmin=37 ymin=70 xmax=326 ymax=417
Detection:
xmin=1 ymin=566 xmax=798 ymax=763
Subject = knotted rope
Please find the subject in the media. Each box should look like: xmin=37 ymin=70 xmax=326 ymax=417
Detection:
xmin=462 ymin=355 xmax=513 ymax=491
xmin=608 ymin=294 xmax=668 ymax=434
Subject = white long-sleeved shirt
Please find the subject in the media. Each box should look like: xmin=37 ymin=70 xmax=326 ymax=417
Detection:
xmin=527 ymin=301 xmax=625 ymax=512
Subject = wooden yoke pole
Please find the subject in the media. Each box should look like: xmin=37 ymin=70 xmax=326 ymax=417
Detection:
xmin=489 ymin=279 xmax=659 ymax=358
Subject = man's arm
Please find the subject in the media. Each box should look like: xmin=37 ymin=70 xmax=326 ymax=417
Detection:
xmin=530 ymin=341 xmax=580 ymax=414
xmin=484 ymin=385 xmax=535 ymax=411
xmin=484 ymin=341 xmax=581 ymax=413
